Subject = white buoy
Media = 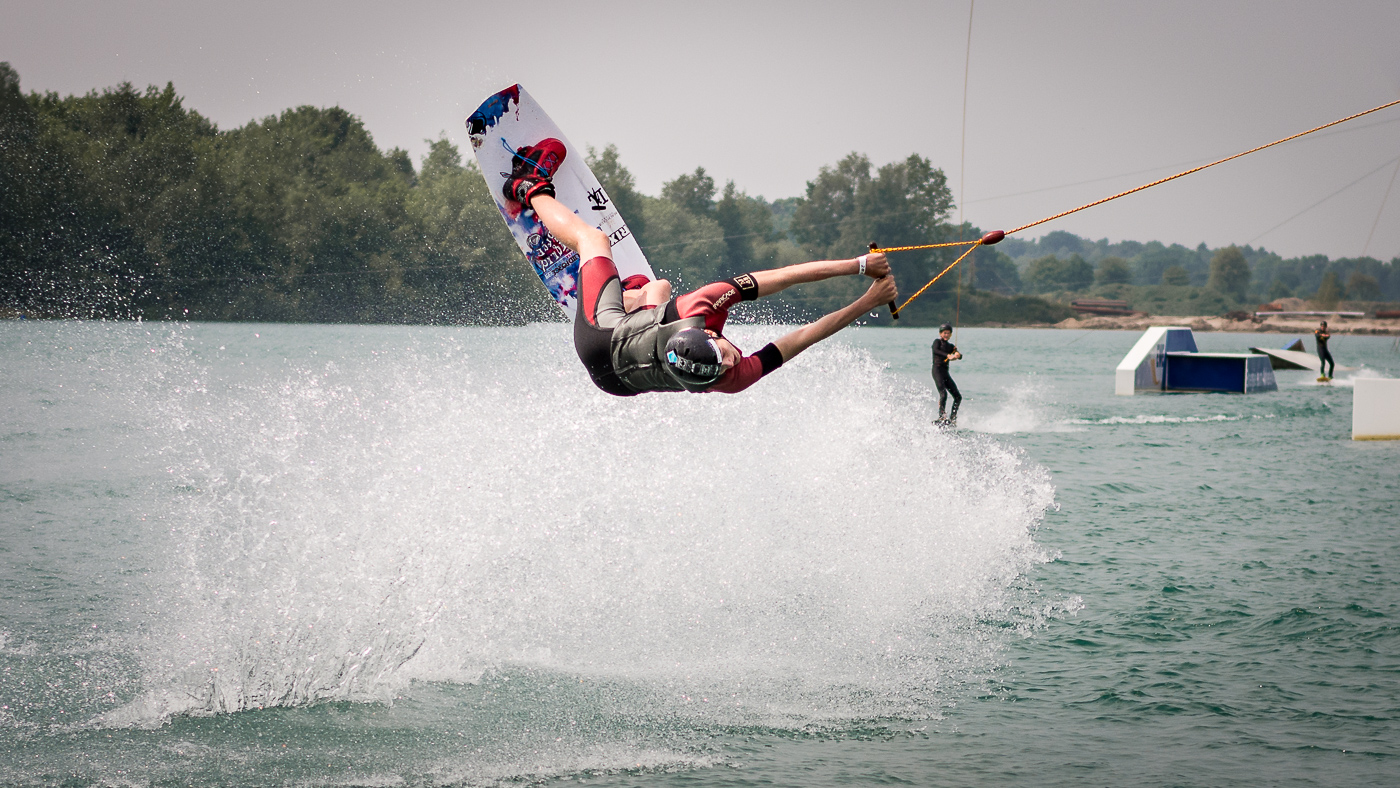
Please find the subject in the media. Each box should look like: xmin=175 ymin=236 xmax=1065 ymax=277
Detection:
xmin=1352 ymin=378 xmax=1400 ymax=441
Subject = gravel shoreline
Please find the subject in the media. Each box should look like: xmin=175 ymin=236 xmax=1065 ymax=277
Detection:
xmin=1047 ymin=313 xmax=1400 ymax=334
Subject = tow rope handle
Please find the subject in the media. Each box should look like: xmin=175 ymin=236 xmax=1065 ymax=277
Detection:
xmin=870 ymin=242 xmax=899 ymax=320
xmin=873 ymin=229 xmax=1008 ymax=319
xmin=873 ymin=230 xmax=1005 ymax=320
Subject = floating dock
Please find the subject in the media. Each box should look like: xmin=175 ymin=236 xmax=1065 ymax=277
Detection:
xmin=1072 ymin=299 xmax=1135 ymax=316
xmin=1353 ymin=378 xmax=1400 ymax=441
xmin=1116 ymin=327 xmax=1277 ymax=395
xmin=1253 ymin=310 xmax=1365 ymax=318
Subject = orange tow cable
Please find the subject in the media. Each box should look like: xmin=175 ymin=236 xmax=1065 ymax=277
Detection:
xmin=875 ymin=239 xmax=980 ymax=254
xmin=876 ymin=97 xmax=1400 ymax=317
xmin=891 ymin=232 xmax=1000 ymax=316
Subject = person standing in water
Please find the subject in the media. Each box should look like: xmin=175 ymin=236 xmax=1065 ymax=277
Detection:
xmin=931 ymin=323 xmax=963 ymax=425
xmin=1315 ymin=320 xmax=1335 ymax=380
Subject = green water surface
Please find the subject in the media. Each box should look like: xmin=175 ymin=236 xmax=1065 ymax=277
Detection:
xmin=1 ymin=323 xmax=1397 ymax=787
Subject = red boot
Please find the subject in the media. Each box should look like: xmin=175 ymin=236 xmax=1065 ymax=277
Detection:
xmin=502 ymin=138 xmax=567 ymax=207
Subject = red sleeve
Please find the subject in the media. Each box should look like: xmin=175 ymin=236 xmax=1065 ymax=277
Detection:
xmin=673 ymin=280 xmax=741 ymax=333
xmin=706 ymin=354 xmax=767 ymax=394
xmin=706 ymin=342 xmax=784 ymax=394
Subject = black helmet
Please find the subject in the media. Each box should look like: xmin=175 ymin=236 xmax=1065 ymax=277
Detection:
xmin=665 ymin=328 xmax=724 ymax=383
xmin=939 ymin=323 xmax=954 ymax=333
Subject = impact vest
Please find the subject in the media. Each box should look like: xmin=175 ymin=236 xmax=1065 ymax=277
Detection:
xmin=609 ymin=302 xmax=714 ymax=394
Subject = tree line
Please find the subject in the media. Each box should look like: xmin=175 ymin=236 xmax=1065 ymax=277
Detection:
xmin=5 ymin=67 xmax=1389 ymax=326
xmin=0 ymin=66 xmax=1065 ymax=326
xmin=1 ymin=64 xmax=536 ymax=324
xmin=996 ymin=230 xmax=1400 ymax=310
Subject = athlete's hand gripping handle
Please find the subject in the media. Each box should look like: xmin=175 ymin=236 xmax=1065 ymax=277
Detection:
xmin=870 ymin=242 xmax=898 ymax=320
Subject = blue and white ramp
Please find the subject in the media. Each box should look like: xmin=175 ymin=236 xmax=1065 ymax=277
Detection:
xmin=1116 ymin=327 xmax=1191 ymax=395
xmin=1116 ymin=327 xmax=1277 ymax=395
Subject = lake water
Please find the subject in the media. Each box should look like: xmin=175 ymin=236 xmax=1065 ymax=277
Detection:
xmin=2 ymin=321 xmax=1397 ymax=786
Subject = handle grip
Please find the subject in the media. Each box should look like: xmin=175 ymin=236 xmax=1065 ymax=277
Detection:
xmin=870 ymin=242 xmax=898 ymax=320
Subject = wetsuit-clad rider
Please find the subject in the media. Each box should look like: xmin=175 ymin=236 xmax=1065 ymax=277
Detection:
xmin=1315 ymin=320 xmax=1335 ymax=379
xmin=501 ymin=140 xmax=898 ymax=396
xmin=931 ymin=323 xmax=962 ymax=425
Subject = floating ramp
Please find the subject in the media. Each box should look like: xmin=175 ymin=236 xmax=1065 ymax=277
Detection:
xmin=1248 ymin=338 xmax=1354 ymax=372
xmin=1117 ymin=327 xmax=1276 ymax=395
xmin=1249 ymin=346 xmax=1320 ymax=371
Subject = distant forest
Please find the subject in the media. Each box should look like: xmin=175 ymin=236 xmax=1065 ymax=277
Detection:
xmin=994 ymin=232 xmax=1400 ymax=318
xmin=3 ymin=65 xmax=1396 ymax=326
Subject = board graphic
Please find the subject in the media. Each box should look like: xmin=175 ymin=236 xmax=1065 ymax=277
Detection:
xmin=467 ymin=84 xmax=654 ymax=320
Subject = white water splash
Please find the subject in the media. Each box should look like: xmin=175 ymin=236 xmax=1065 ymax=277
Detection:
xmin=104 ymin=325 xmax=1061 ymax=728
xmin=1070 ymin=414 xmax=1248 ymax=425
xmin=964 ymin=377 xmax=1079 ymax=434
xmin=1295 ymin=366 xmax=1382 ymax=388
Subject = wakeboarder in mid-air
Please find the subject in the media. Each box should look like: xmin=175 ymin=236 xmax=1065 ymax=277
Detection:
xmin=502 ymin=139 xmax=899 ymax=396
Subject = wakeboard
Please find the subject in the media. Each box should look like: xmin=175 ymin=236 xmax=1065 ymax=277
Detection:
xmin=466 ymin=84 xmax=654 ymax=320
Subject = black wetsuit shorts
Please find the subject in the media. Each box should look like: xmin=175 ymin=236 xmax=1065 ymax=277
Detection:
xmin=574 ymin=256 xmax=634 ymax=396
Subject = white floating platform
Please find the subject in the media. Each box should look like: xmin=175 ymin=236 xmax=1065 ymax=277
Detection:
xmin=1353 ymin=378 xmax=1400 ymax=441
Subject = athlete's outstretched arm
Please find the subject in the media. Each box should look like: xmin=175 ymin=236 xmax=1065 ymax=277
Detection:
xmin=750 ymin=252 xmax=889 ymax=297
xmin=771 ymin=276 xmax=897 ymax=363
xmin=529 ymin=194 xmax=613 ymax=262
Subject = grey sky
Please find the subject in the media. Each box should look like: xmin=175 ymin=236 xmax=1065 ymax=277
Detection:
xmin=5 ymin=0 xmax=1399 ymax=260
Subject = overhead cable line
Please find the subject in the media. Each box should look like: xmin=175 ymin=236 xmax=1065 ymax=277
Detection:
xmin=877 ymin=97 xmax=1400 ymax=317
xmin=966 ymin=114 xmax=1400 ymax=206
xmin=1248 ymin=154 xmax=1400 ymax=246
xmin=1363 ymin=156 xmax=1400 ymax=258
xmin=954 ymin=0 xmax=975 ymax=334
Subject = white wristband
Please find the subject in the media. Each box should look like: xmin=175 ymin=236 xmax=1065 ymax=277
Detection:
xmin=857 ymin=255 xmax=868 ymax=275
